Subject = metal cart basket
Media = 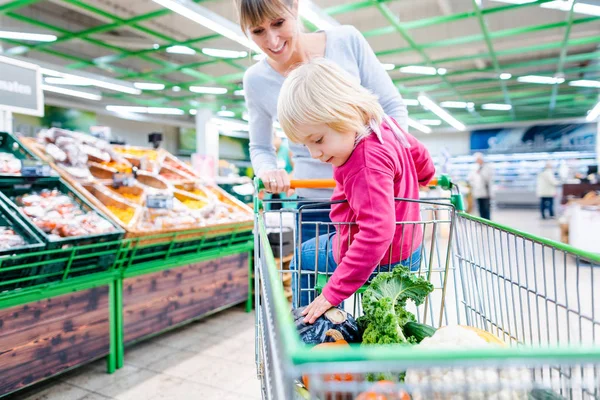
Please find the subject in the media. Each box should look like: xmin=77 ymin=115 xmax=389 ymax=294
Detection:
xmin=253 ymin=177 xmax=600 ymax=400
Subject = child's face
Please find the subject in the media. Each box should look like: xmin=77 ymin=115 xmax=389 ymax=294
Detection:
xmin=299 ymin=124 xmax=356 ymax=167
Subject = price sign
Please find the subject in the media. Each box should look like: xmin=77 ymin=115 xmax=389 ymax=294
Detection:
xmin=20 ymin=159 xmax=51 ymax=177
xmin=112 ymin=172 xmax=135 ymax=188
xmin=147 ymin=194 xmax=173 ymax=209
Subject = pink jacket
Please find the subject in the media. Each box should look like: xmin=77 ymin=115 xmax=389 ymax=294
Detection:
xmin=322 ymin=118 xmax=435 ymax=306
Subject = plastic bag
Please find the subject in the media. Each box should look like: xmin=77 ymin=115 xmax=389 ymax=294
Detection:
xmin=292 ymin=306 xmax=360 ymax=345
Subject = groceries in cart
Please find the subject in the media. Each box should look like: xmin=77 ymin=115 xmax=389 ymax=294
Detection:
xmin=15 ymin=189 xmax=117 ymax=239
xmin=0 ymin=227 xmax=26 ymax=250
xmin=277 ymin=58 xmax=435 ymax=324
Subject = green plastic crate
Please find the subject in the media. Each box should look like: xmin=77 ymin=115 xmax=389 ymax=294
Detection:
xmin=0 ymin=132 xmax=58 ymax=184
xmin=0 ymin=179 xmax=124 ymax=285
xmin=0 ymin=200 xmax=45 ymax=292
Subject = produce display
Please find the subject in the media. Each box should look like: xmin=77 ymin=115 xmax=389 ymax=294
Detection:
xmin=0 ymin=153 xmax=22 ymax=174
xmin=0 ymin=227 xmax=26 ymax=250
xmin=14 ymin=189 xmax=117 ymax=240
xmin=18 ymin=128 xmax=252 ymax=236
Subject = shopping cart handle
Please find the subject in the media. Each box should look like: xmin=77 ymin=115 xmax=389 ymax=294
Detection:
xmin=429 ymin=175 xmax=453 ymax=190
xmin=255 ymin=178 xmax=336 ymax=191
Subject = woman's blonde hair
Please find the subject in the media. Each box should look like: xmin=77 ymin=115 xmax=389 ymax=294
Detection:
xmin=277 ymin=58 xmax=384 ymax=144
xmin=236 ymin=0 xmax=294 ymax=34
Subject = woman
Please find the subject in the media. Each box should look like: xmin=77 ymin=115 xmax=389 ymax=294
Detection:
xmin=238 ymin=0 xmax=409 ymax=242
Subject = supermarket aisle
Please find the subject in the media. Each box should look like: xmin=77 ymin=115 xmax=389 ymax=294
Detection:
xmin=13 ymin=305 xmax=260 ymax=400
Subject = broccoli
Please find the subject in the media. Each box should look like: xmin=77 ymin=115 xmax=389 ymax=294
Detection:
xmin=360 ymin=266 xmax=434 ymax=345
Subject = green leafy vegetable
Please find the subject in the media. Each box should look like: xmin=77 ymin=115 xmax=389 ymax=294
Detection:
xmin=360 ymin=266 xmax=434 ymax=345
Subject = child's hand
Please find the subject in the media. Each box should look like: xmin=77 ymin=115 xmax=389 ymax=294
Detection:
xmin=302 ymin=294 xmax=333 ymax=324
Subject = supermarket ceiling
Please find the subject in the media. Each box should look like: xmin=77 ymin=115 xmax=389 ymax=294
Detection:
xmin=1 ymin=0 xmax=600 ymax=132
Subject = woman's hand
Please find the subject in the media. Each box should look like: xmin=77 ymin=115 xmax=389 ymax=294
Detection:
xmin=302 ymin=294 xmax=333 ymax=324
xmin=260 ymin=169 xmax=294 ymax=196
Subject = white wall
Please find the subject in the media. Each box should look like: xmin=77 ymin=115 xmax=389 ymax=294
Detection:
xmin=415 ymin=131 xmax=471 ymax=157
xmin=96 ymin=114 xmax=179 ymax=155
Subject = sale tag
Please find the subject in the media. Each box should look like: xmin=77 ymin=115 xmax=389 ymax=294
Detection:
xmin=147 ymin=194 xmax=173 ymax=209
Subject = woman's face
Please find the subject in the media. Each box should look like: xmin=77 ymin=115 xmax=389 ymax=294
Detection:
xmin=249 ymin=6 xmax=299 ymax=65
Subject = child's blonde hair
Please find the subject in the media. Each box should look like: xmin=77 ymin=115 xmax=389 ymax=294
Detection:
xmin=277 ymin=58 xmax=384 ymax=144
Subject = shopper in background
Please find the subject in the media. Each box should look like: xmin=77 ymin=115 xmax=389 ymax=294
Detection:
xmin=236 ymin=0 xmax=409 ymax=242
xmin=537 ymin=162 xmax=560 ymax=219
xmin=278 ymin=59 xmax=434 ymax=322
xmin=468 ymin=152 xmax=494 ymax=220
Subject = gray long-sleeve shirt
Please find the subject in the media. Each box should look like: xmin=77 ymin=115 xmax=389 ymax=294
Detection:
xmin=243 ymin=25 xmax=409 ymax=198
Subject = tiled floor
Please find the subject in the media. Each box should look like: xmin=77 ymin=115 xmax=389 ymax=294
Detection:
xmin=7 ymin=208 xmax=568 ymax=400
xmin=12 ymin=305 xmax=261 ymax=400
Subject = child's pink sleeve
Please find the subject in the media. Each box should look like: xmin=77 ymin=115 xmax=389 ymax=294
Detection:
xmin=406 ymin=132 xmax=435 ymax=185
xmin=322 ymin=167 xmax=396 ymax=306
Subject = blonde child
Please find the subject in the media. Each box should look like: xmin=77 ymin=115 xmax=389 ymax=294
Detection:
xmin=278 ymin=58 xmax=435 ymax=324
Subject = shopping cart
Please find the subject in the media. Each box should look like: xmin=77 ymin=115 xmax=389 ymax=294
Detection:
xmin=253 ymin=177 xmax=600 ymax=400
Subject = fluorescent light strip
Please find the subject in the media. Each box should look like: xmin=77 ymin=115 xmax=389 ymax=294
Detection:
xmin=541 ymin=0 xmax=600 ymax=17
xmin=134 ymin=82 xmax=165 ymax=90
xmin=166 ymin=45 xmax=196 ymax=55
xmin=189 ymin=86 xmax=228 ymax=94
xmin=517 ymin=75 xmax=565 ymax=85
xmin=0 ymin=30 xmax=57 ymax=42
xmin=569 ymin=80 xmax=600 ymax=88
xmin=499 ymin=73 xmax=512 ymax=80
xmin=40 ymin=68 xmax=141 ymax=95
xmin=152 ymin=0 xmax=261 ymax=52
xmin=440 ymin=101 xmax=474 ymax=109
xmin=298 ymin=0 xmax=340 ymax=30
xmin=190 ymin=109 xmax=197 ymax=115
xmin=420 ymin=119 xmax=442 ymax=126
xmin=44 ymin=77 xmax=91 ymax=86
xmin=482 ymin=103 xmax=512 ymax=111
xmin=106 ymin=105 xmax=184 ymax=115
xmin=400 ymin=66 xmax=438 ymax=75
xmin=586 ymin=101 xmax=600 ymax=121
xmin=407 ymin=118 xmax=432 ymax=134
xmin=403 ymin=98 xmax=420 ymax=106
xmin=202 ymin=48 xmax=247 ymax=58
xmin=381 ymin=63 xmax=395 ymax=71
xmin=234 ymin=90 xmax=245 ymax=96
xmin=217 ymin=110 xmax=235 ymax=117
xmin=418 ymin=95 xmax=466 ymax=131
xmin=42 ymin=85 xmax=102 ymax=101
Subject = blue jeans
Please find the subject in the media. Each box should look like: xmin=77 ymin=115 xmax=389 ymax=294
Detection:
xmin=291 ymin=232 xmax=422 ymax=307
xmin=296 ymin=199 xmax=332 ymax=244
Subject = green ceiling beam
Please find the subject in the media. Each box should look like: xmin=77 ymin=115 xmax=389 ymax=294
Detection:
xmin=0 ymin=0 xmax=42 ymax=14
xmin=376 ymin=16 xmax=599 ymax=58
xmin=471 ymin=0 xmax=513 ymax=119
xmin=548 ymin=1 xmax=575 ymax=116
xmin=374 ymin=1 xmax=479 ymax=121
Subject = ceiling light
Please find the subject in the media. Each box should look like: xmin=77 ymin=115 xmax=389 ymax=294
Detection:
xmin=499 ymin=73 xmax=512 ymax=80
xmin=106 ymin=105 xmax=184 ymax=115
xmin=586 ymin=101 xmax=600 ymax=121
xmin=44 ymin=77 xmax=92 ymax=86
xmin=189 ymin=86 xmax=228 ymax=94
xmin=569 ymin=80 xmax=600 ymax=88
xmin=202 ymin=48 xmax=248 ymax=59
xmin=166 ymin=45 xmax=196 ymax=55
xmin=253 ymin=54 xmax=266 ymax=61
xmin=152 ymin=0 xmax=261 ymax=52
xmin=400 ymin=66 xmax=438 ymax=75
xmin=440 ymin=101 xmax=475 ymax=109
xmin=234 ymin=90 xmax=245 ymax=96
xmin=490 ymin=0 xmax=537 ymax=4
xmin=217 ymin=110 xmax=235 ymax=117
xmin=407 ymin=118 xmax=432 ymax=134
xmin=517 ymin=75 xmax=565 ymax=85
xmin=420 ymin=119 xmax=442 ymax=126
xmin=418 ymin=95 xmax=466 ymax=131
xmin=190 ymin=109 xmax=197 ymax=115
xmin=42 ymin=85 xmax=102 ymax=101
xmin=437 ymin=68 xmax=447 ymax=75
xmin=482 ymin=103 xmax=512 ymax=111
xmin=133 ymin=82 xmax=165 ymax=90
xmin=242 ymin=112 xmax=249 ymax=121
xmin=541 ymin=0 xmax=600 ymax=17
xmin=40 ymin=68 xmax=141 ymax=95
xmin=0 ymin=30 xmax=57 ymax=42
xmin=172 ymin=86 xmax=181 ymax=92
xmin=153 ymin=43 xmax=160 ymax=49
xmin=381 ymin=63 xmax=395 ymax=71
xmin=298 ymin=0 xmax=340 ymax=30
xmin=403 ymin=98 xmax=420 ymax=106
